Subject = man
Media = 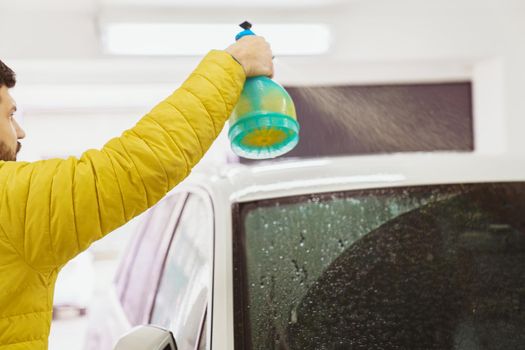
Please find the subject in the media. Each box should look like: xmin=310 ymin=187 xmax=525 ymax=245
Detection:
xmin=0 ymin=36 xmax=273 ymax=349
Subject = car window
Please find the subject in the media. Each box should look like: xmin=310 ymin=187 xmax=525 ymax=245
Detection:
xmin=114 ymin=220 xmax=141 ymax=300
xmin=115 ymin=213 xmax=154 ymax=300
xmin=119 ymin=194 xmax=183 ymax=325
xmin=150 ymin=193 xmax=212 ymax=350
xmin=234 ymin=183 xmax=525 ymax=350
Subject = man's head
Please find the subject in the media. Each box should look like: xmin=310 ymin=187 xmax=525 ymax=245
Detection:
xmin=0 ymin=59 xmax=25 ymax=161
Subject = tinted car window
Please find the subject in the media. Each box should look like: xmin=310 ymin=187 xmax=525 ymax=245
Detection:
xmin=120 ymin=194 xmax=182 ymax=325
xmin=150 ymin=194 xmax=212 ymax=350
xmin=234 ymin=183 xmax=525 ymax=350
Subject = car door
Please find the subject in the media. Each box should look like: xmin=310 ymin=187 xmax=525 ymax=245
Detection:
xmin=149 ymin=189 xmax=214 ymax=350
xmin=84 ymin=192 xmax=186 ymax=350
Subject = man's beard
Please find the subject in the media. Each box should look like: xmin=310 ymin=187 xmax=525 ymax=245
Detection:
xmin=0 ymin=141 xmax=21 ymax=161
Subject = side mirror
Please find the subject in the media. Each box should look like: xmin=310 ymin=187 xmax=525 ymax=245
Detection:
xmin=114 ymin=325 xmax=178 ymax=350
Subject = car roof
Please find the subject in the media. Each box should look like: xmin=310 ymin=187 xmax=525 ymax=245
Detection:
xmin=186 ymin=152 xmax=525 ymax=203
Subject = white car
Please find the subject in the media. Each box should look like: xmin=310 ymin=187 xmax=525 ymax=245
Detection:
xmin=85 ymin=153 xmax=525 ymax=350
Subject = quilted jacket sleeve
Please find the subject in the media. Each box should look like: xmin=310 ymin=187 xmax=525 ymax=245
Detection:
xmin=0 ymin=50 xmax=245 ymax=273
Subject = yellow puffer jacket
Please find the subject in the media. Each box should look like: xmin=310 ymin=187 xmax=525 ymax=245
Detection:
xmin=0 ymin=50 xmax=245 ymax=349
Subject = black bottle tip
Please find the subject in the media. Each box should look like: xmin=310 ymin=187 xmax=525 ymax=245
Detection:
xmin=239 ymin=21 xmax=252 ymax=30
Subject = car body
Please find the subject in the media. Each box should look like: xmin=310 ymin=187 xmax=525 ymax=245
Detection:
xmin=85 ymin=153 xmax=525 ymax=350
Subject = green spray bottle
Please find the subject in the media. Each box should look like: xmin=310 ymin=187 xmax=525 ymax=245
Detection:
xmin=228 ymin=21 xmax=300 ymax=159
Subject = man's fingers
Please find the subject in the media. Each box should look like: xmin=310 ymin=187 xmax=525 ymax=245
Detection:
xmin=225 ymin=36 xmax=274 ymax=78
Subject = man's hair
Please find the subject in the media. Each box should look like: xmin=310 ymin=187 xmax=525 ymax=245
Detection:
xmin=0 ymin=59 xmax=16 ymax=88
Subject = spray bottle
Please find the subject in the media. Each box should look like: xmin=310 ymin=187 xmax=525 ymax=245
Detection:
xmin=228 ymin=21 xmax=300 ymax=160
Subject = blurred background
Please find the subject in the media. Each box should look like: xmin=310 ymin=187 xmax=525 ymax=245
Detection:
xmin=1 ymin=0 xmax=524 ymax=348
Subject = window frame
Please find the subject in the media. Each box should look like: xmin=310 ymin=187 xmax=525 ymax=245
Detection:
xmin=196 ymin=307 xmax=208 ymax=350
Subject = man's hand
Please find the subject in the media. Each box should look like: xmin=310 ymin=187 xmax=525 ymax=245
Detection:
xmin=225 ymin=36 xmax=274 ymax=78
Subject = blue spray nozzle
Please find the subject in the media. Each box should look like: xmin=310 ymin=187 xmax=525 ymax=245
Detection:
xmin=235 ymin=21 xmax=256 ymax=41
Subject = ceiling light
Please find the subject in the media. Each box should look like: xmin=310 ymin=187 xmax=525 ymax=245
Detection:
xmin=102 ymin=23 xmax=332 ymax=56
xmin=100 ymin=0 xmax=341 ymax=7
